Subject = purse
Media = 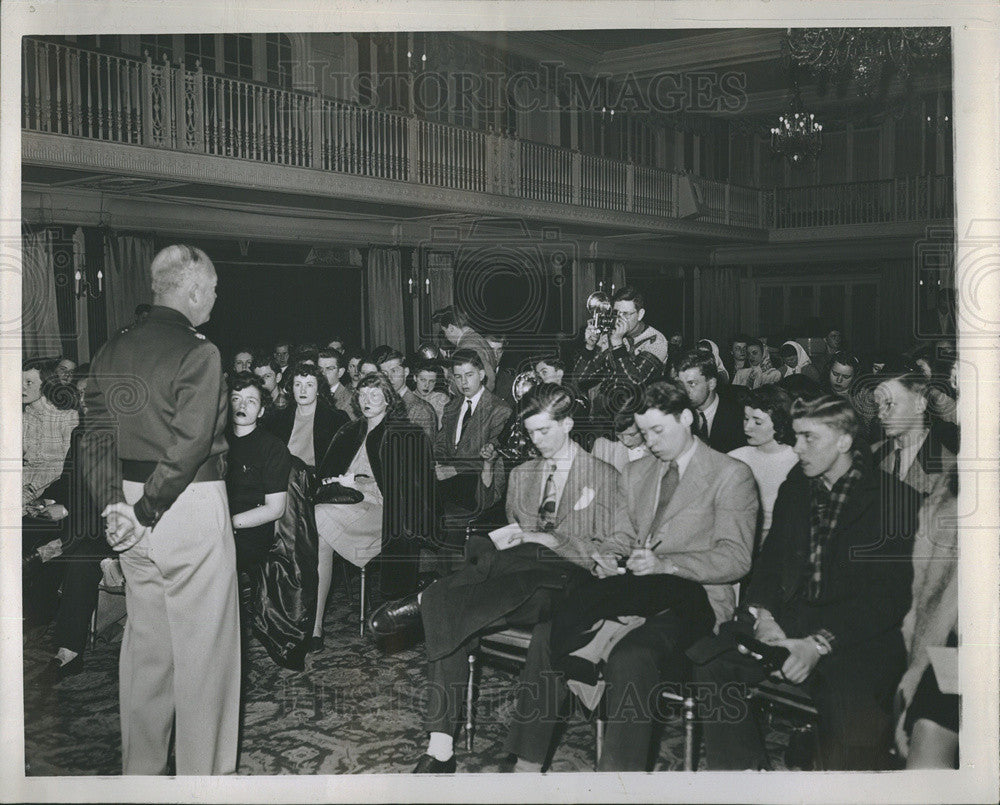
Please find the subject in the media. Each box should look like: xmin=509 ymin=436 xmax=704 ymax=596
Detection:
xmin=313 ymin=478 xmax=364 ymax=505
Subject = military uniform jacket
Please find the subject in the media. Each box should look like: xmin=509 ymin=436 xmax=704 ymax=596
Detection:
xmin=79 ymin=305 xmax=229 ymax=528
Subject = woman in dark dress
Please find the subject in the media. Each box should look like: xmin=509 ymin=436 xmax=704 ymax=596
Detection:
xmin=264 ymin=361 xmax=348 ymax=471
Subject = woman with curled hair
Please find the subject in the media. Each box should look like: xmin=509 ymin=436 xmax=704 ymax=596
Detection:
xmin=310 ymin=372 xmax=436 ymax=647
xmin=265 ymin=361 xmax=348 ymax=471
xmin=727 ymin=385 xmax=799 ymax=544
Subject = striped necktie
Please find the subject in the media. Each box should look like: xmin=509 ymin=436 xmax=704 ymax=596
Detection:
xmin=537 ymin=462 xmax=557 ymax=532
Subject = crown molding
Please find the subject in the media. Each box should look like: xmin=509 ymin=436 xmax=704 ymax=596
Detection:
xmin=597 ymin=30 xmax=785 ymax=76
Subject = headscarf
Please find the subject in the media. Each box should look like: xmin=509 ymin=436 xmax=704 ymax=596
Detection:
xmin=697 ymin=339 xmax=730 ymax=383
xmin=781 ymin=340 xmax=813 ymax=376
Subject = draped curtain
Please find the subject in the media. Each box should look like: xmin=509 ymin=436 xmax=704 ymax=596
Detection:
xmin=103 ymin=232 xmax=155 ymax=335
xmin=427 ymin=253 xmax=454 ymax=315
xmin=611 ymin=262 xmax=627 ymax=294
xmin=21 ymin=228 xmax=62 ymax=358
xmin=698 ymin=265 xmax=742 ymax=345
xmin=366 ymin=247 xmax=406 ymax=350
xmin=573 ymin=260 xmax=597 ymax=332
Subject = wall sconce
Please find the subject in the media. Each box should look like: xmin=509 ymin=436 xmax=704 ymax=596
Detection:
xmin=75 ymin=268 xmax=103 ymax=298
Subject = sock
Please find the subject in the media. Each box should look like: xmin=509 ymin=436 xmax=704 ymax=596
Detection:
xmin=54 ymin=648 xmax=78 ymax=666
xmin=513 ymin=758 xmax=543 ymax=773
xmin=427 ymin=731 xmax=453 ymax=762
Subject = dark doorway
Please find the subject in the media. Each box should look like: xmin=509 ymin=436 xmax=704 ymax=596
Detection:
xmin=202 ymin=262 xmax=363 ymax=361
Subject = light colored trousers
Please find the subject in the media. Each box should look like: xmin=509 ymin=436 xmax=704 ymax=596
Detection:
xmin=120 ymin=479 xmax=240 ymax=775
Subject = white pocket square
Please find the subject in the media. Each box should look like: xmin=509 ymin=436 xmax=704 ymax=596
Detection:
xmin=573 ymin=487 xmax=595 ymax=510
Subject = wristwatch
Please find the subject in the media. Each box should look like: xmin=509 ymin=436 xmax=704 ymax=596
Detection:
xmin=809 ymin=634 xmax=831 ymax=656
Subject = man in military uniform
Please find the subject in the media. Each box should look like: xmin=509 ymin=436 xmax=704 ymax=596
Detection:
xmin=80 ymin=244 xmax=239 ymax=775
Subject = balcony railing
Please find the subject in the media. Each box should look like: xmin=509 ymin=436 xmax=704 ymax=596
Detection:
xmin=763 ymin=175 xmax=954 ymax=229
xmin=22 ymin=38 xmax=953 ymax=231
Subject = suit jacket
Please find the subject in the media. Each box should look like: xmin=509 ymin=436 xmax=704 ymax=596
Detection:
xmin=493 ymin=366 xmax=516 ymax=407
xmin=871 ymin=426 xmax=956 ymax=498
xmin=600 ymin=439 xmax=758 ymax=626
xmin=456 ymin=330 xmax=497 ymax=392
xmin=505 ymin=444 xmax=620 ymax=570
xmin=402 ymin=388 xmax=438 ymax=442
xmin=434 ymin=388 xmax=512 ymax=512
xmin=700 ymin=390 xmax=748 ymax=454
xmin=330 ymin=383 xmax=357 ymax=421
xmin=266 ymin=398 xmax=349 ymax=468
xmin=746 ymin=462 xmax=919 ymax=652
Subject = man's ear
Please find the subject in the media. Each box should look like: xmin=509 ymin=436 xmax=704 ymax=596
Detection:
xmin=836 ymin=432 xmax=853 ymax=454
xmin=637 ymin=308 xmax=645 ymax=323
xmin=337 ymin=366 xmax=345 ymax=380
xmin=679 ymin=408 xmax=694 ymax=427
xmin=708 ymin=377 xmax=718 ymax=395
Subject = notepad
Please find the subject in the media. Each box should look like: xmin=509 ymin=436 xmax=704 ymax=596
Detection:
xmin=488 ymin=522 xmax=524 ymax=550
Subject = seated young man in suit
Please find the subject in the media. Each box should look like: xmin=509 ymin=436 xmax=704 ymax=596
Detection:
xmin=569 ymin=380 xmax=758 ymax=771
xmin=872 ymin=367 xmax=956 ymax=498
xmin=317 ymin=347 xmax=357 ymax=421
xmin=371 ymin=345 xmax=437 ymax=442
xmin=368 ymin=383 xmax=620 ymax=773
xmin=677 ymin=349 xmax=748 ymax=454
xmin=432 ymin=349 xmax=512 ymax=551
xmin=694 ymin=395 xmax=920 ymax=770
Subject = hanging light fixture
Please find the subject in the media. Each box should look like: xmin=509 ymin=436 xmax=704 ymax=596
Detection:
xmin=786 ymin=27 xmax=949 ymax=96
xmin=770 ymin=83 xmax=823 ymax=166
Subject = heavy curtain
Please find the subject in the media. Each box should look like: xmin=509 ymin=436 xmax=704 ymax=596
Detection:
xmin=427 ymin=252 xmax=454 ymax=315
xmin=573 ymin=260 xmax=597 ymax=332
xmin=103 ymin=232 xmax=155 ymax=335
xmin=698 ymin=265 xmax=742 ymax=345
xmin=366 ymin=247 xmax=406 ymax=350
xmin=22 ymin=228 xmax=62 ymax=359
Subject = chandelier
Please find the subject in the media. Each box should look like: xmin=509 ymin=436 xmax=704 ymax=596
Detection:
xmin=786 ymin=27 xmax=950 ymax=96
xmin=770 ymin=85 xmax=823 ymax=166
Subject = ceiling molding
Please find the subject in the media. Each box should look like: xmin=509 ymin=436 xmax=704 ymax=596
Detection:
xmin=596 ymin=30 xmax=785 ymax=75
xmin=22 ymin=183 xmax=712 ymax=265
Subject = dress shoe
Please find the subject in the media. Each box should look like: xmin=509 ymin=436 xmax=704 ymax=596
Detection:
xmin=412 ymin=753 xmax=456 ymax=773
xmin=36 ymin=655 xmax=83 ymax=688
xmin=308 ymin=634 xmax=325 ymax=653
xmin=368 ymin=593 xmax=421 ymax=636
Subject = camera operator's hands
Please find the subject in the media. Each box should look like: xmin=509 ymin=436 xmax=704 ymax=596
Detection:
xmin=584 ymin=324 xmax=601 ymax=350
xmin=771 ymin=638 xmax=822 ymax=684
xmin=480 ymin=443 xmax=498 ymax=461
xmin=608 ymin=314 xmax=629 ymax=348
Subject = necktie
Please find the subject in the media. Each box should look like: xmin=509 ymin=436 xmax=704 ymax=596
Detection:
xmin=698 ymin=411 xmax=709 ymax=440
xmin=456 ymin=400 xmax=472 ymax=445
xmin=890 ymin=445 xmax=902 ymax=479
xmin=649 ymin=460 xmax=679 ymax=537
xmin=537 ymin=462 xmax=557 ymax=532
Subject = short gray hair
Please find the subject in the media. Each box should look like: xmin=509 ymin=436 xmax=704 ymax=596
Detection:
xmin=150 ymin=244 xmax=213 ymax=297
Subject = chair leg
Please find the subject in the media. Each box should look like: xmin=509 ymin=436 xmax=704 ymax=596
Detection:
xmin=683 ymin=695 xmax=696 ymax=771
xmin=359 ymin=566 xmax=366 ymax=637
xmin=465 ymin=653 xmax=477 ymax=752
xmin=89 ymin=598 xmax=99 ymax=651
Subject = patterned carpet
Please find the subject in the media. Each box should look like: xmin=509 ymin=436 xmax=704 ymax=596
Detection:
xmin=23 ymin=568 xmax=795 ymax=776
